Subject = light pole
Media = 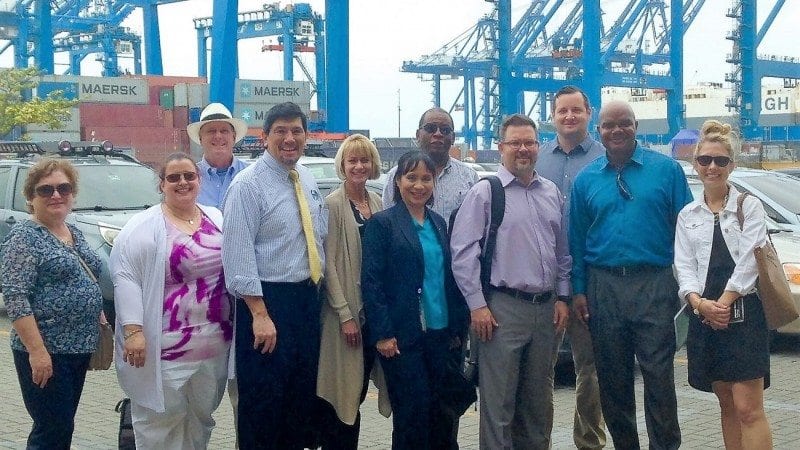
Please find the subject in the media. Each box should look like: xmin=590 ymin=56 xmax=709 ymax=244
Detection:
xmin=397 ymin=88 xmax=401 ymax=137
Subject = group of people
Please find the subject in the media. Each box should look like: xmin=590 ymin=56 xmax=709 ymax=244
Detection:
xmin=1 ymin=84 xmax=774 ymax=450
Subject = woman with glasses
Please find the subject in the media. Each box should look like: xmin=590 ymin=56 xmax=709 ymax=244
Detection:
xmin=361 ymin=151 xmax=470 ymax=449
xmin=1 ymin=159 xmax=104 ymax=449
xmin=674 ymin=120 xmax=773 ymax=449
xmin=110 ymin=153 xmax=232 ymax=448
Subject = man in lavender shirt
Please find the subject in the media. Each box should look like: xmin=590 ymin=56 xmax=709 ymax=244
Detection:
xmin=451 ymin=114 xmax=572 ymax=449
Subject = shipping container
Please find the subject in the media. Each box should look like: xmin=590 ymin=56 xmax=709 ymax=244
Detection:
xmin=187 ymin=84 xmax=209 ymax=108
xmin=234 ymin=79 xmax=312 ymax=104
xmin=173 ymin=107 xmax=190 ymax=129
xmin=79 ymin=103 xmax=166 ymax=128
xmin=35 ymin=81 xmax=79 ymax=100
xmin=160 ymin=88 xmax=175 ymax=109
xmin=174 ymin=83 xmax=189 ymax=107
xmin=39 ymin=75 xmax=149 ymax=104
xmin=26 ymin=107 xmax=81 ymax=132
xmin=24 ymin=130 xmax=81 ymax=143
xmin=163 ymin=109 xmax=174 ymax=128
xmin=189 ymin=107 xmax=202 ymax=123
xmin=133 ymin=75 xmax=207 ymax=87
xmin=80 ymin=126 xmax=179 ymax=153
xmin=233 ymin=102 xmax=312 ymax=128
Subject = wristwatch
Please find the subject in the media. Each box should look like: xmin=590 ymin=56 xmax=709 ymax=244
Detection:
xmin=692 ymin=298 xmax=705 ymax=316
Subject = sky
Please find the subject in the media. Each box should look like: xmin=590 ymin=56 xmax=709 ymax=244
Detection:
xmin=3 ymin=0 xmax=800 ymax=138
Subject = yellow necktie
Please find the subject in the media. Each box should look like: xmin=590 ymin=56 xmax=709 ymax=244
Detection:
xmin=288 ymin=169 xmax=323 ymax=284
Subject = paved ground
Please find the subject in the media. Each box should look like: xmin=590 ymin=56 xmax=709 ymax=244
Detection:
xmin=1 ymin=309 xmax=799 ymax=449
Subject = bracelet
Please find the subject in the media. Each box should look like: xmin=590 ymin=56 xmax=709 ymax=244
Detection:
xmin=693 ymin=298 xmax=705 ymax=316
xmin=123 ymin=329 xmax=143 ymax=340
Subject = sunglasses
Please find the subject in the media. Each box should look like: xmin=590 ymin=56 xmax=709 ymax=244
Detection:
xmin=695 ymin=155 xmax=732 ymax=167
xmin=35 ymin=183 xmax=73 ymax=198
xmin=616 ymin=170 xmax=633 ymax=201
xmin=163 ymin=172 xmax=198 ymax=183
xmin=421 ymin=123 xmax=453 ymax=135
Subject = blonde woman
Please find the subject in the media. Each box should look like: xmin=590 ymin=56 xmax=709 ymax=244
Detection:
xmin=674 ymin=120 xmax=772 ymax=449
xmin=317 ymin=134 xmax=388 ymax=449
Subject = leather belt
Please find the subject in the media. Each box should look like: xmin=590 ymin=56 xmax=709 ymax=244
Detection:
xmin=490 ymin=285 xmax=553 ymax=304
xmin=592 ymin=265 xmax=666 ymax=277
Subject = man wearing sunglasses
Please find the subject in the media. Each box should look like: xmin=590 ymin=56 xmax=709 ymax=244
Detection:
xmin=382 ymin=107 xmax=478 ymax=221
xmin=569 ymin=101 xmax=692 ymax=450
xmin=187 ymin=102 xmax=250 ymax=209
xmin=535 ymin=85 xmax=606 ymax=450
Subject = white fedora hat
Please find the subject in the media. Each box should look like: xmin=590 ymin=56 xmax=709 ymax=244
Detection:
xmin=187 ymin=103 xmax=249 ymax=145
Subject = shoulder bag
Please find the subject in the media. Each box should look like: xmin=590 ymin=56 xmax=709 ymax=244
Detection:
xmin=73 ymin=247 xmax=114 ymax=370
xmin=736 ymin=193 xmax=799 ymax=330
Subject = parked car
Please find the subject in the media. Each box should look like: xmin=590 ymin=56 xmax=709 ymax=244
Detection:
xmin=0 ymin=141 xmax=161 ymax=322
xmin=687 ymin=179 xmax=800 ymax=335
xmin=687 ymin=168 xmax=800 ymax=232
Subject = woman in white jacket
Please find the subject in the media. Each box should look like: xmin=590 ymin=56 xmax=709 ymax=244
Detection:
xmin=110 ymin=153 xmax=232 ymax=449
xmin=674 ymin=120 xmax=773 ymax=449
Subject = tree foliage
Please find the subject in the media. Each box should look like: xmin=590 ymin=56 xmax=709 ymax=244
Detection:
xmin=0 ymin=67 xmax=78 ymax=138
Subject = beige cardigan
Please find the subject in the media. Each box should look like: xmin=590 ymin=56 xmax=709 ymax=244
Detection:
xmin=317 ymin=186 xmax=390 ymax=424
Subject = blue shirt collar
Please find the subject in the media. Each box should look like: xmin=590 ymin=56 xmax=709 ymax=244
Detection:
xmin=602 ymin=141 xmax=644 ymax=170
xmin=553 ymin=134 xmax=595 ymax=155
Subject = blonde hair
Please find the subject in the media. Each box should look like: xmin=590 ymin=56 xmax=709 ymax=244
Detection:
xmin=694 ymin=120 xmax=738 ymax=160
xmin=334 ymin=134 xmax=382 ymax=180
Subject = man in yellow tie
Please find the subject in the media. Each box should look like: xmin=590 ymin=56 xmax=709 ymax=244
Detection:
xmin=222 ymin=102 xmax=328 ymax=449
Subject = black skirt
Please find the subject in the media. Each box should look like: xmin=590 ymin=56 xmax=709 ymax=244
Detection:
xmin=686 ymin=220 xmax=770 ymax=392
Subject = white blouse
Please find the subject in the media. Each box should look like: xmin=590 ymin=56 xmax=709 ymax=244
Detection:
xmin=674 ymin=186 xmax=766 ymax=302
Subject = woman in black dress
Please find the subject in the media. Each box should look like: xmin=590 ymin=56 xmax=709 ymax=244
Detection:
xmin=674 ymin=120 xmax=773 ymax=449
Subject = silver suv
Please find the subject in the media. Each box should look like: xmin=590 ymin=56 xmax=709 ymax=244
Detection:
xmin=0 ymin=141 xmax=161 ymax=322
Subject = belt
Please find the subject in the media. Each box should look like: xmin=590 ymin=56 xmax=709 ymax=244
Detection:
xmin=592 ymin=265 xmax=666 ymax=277
xmin=490 ymin=285 xmax=553 ymax=304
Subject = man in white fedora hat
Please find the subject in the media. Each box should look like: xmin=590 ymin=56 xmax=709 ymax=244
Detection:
xmin=187 ymin=102 xmax=250 ymax=209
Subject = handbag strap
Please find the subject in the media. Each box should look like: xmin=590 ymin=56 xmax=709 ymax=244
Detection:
xmin=735 ymin=191 xmax=749 ymax=231
xmin=72 ymin=247 xmax=98 ymax=284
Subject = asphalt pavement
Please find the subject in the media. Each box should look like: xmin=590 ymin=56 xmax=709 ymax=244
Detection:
xmin=1 ymin=309 xmax=799 ymax=449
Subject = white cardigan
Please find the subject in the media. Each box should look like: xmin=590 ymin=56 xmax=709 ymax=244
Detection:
xmin=674 ymin=186 xmax=766 ymax=303
xmin=110 ymin=204 xmax=231 ymax=412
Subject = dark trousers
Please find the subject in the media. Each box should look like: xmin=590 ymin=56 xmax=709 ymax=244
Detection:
xmin=587 ymin=266 xmax=681 ymax=450
xmin=379 ymin=329 xmax=460 ymax=450
xmin=235 ymin=281 xmax=322 ymax=450
xmin=13 ymin=350 xmax=91 ymax=450
xmin=321 ymin=336 xmax=377 ymax=450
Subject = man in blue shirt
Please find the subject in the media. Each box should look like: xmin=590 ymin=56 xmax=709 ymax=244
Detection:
xmin=536 ymin=85 xmax=606 ymax=450
xmin=187 ymin=102 xmax=250 ymax=209
xmin=570 ymin=100 xmax=691 ymax=450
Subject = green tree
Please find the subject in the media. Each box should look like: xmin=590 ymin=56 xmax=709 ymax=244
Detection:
xmin=0 ymin=67 xmax=78 ymax=138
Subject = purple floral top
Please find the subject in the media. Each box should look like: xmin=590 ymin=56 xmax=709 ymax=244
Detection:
xmin=161 ymin=215 xmax=232 ymax=361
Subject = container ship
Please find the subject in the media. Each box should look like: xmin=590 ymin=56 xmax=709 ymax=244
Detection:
xmin=601 ymin=82 xmax=800 ymax=135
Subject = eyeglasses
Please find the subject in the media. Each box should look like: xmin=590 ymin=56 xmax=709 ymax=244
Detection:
xmin=421 ymin=123 xmax=453 ymax=135
xmin=35 ymin=183 xmax=73 ymax=198
xmin=501 ymin=140 xmax=539 ymax=150
xmin=616 ymin=170 xmax=633 ymax=200
xmin=163 ymin=172 xmax=198 ymax=183
xmin=695 ymin=155 xmax=732 ymax=167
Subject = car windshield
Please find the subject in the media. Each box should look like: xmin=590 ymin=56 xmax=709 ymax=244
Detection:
xmin=737 ymin=174 xmax=800 ymax=215
xmin=13 ymin=165 xmax=161 ymax=211
xmin=301 ymin=161 xmax=338 ymax=179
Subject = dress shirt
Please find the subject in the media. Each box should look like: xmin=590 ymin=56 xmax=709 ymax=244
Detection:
xmin=382 ymin=157 xmax=479 ymax=221
xmin=536 ymin=135 xmax=605 ymax=229
xmin=417 ymin=217 xmax=448 ymax=330
xmin=569 ymin=144 xmax=692 ymax=295
xmin=197 ymin=156 xmax=250 ymax=210
xmin=674 ymin=186 xmax=765 ymax=302
xmin=222 ymin=152 xmax=328 ymax=298
xmin=451 ymin=166 xmax=572 ymax=311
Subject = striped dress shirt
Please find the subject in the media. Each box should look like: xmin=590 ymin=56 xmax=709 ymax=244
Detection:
xmin=222 ymin=152 xmax=328 ymax=298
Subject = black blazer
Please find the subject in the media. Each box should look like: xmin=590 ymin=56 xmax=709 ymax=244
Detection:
xmin=361 ymin=202 xmax=469 ymax=348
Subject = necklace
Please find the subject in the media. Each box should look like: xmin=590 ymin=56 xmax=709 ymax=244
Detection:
xmin=165 ymin=204 xmax=199 ymax=225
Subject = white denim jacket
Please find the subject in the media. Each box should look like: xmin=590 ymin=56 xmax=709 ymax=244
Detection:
xmin=674 ymin=186 xmax=766 ymax=302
